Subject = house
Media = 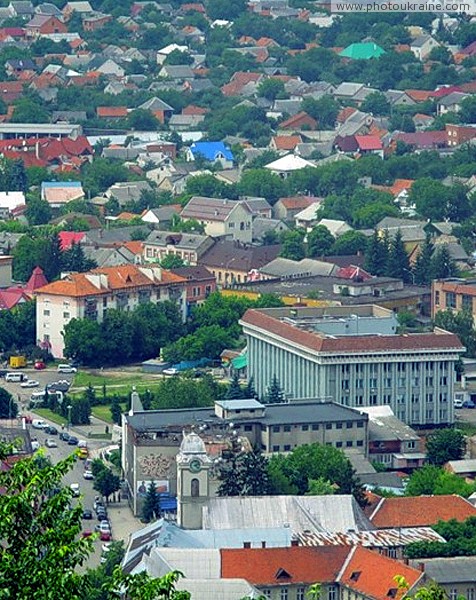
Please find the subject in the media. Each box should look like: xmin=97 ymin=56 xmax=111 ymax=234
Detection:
xmin=370 ymin=495 xmax=476 ymax=528
xmin=413 ymin=113 xmax=435 ymax=130
xmin=35 ymin=264 xmax=187 ymax=357
xmin=142 ymin=230 xmax=214 ymax=265
xmin=360 ymin=406 xmax=424 ymax=471
xmin=294 ymin=202 xmax=322 ymax=231
xmin=40 ymin=181 xmax=84 ymax=208
xmin=5 ymin=58 xmax=36 ymax=76
xmin=96 ymin=106 xmax=128 ymax=119
xmin=221 ymin=71 xmax=262 ymax=97
xmin=62 ymin=1 xmax=93 ymax=18
xmin=141 ymin=205 xmax=181 ymax=228
xmin=410 ymin=34 xmax=440 ymax=60
xmin=187 ymin=142 xmax=234 ymax=169
xmin=445 ymin=459 xmax=476 ymax=481
xmin=264 ymin=154 xmax=314 ymax=178
xmin=384 ymin=89 xmax=416 ymax=107
xmin=317 ymin=218 xmax=352 ymax=237
xmin=414 ymin=557 xmax=476 ymax=600
xmin=270 ymin=135 xmax=302 ymax=153
xmin=354 ymin=134 xmax=384 ymax=157
xmin=241 ymin=305 xmax=464 ymax=425
xmin=393 ymin=131 xmax=447 ymax=150
xmin=221 ymin=546 xmax=423 ymax=600
xmin=0 ymin=81 xmax=24 ymax=104
xmin=252 ymin=218 xmax=288 ymax=244
xmin=138 ymin=97 xmax=174 ymax=123
xmin=376 ymin=217 xmax=427 ymax=255
xmin=339 ymin=42 xmax=385 ymax=60
xmin=199 ymin=240 xmax=281 ymax=285
xmin=170 ymin=265 xmax=216 ymax=314
xmin=333 ymin=83 xmax=377 ymax=104
xmin=432 ymin=279 xmax=476 ymax=325
xmin=158 ymin=65 xmax=194 ymax=81
xmin=0 ymin=191 xmax=26 ymax=219
xmin=273 ymin=195 xmax=317 ymax=221
xmin=105 ymin=181 xmax=153 ymax=207
xmin=8 ymin=1 xmax=34 ymax=19
xmin=156 ymin=43 xmax=189 ymax=65
xmin=95 ymin=59 xmax=124 ymax=78
xmin=58 ymin=231 xmax=86 ymax=250
xmin=279 ymin=111 xmax=317 ymax=131
xmin=181 ymin=197 xmax=252 ymax=243
xmin=26 ymin=14 xmax=67 ymax=37
xmin=82 ymin=10 xmax=112 ymax=29
xmin=437 ymin=92 xmax=468 ymax=116
xmin=242 ymin=197 xmax=273 ymax=219
xmin=446 ymin=123 xmax=476 ymax=147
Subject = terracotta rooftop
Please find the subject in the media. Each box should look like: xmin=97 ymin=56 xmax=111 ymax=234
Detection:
xmin=240 ymin=309 xmax=464 ymax=355
xmin=35 ymin=264 xmax=185 ymax=298
xmin=370 ymin=495 xmax=476 ymax=528
xmin=97 ymin=106 xmax=128 ymax=118
xmin=277 ymin=196 xmax=317 ymax=210
xmin=272 ymin=135 xmax=302 ymax=151
xmin=437 ymin=281 xmax=476 ymax=298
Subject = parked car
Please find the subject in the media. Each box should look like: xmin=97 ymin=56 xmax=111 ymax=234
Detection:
xmin=82 ymin=509 xmax=93 ymax=520
xmin=83 ymin=470 xmax=94 ymax=480
xmin=47 ymin=381 xmax=70 ymax=393
xmin=68 ymin=436 xmax=79 ymax=446
xmin=463 ymin=399 xmax=476 ymax=409
xmin=57 ymin=364 xmax=77 ymax=374
xmin=45 ymin=438 xmax=57 ymax=448
xmin=81 ymin=530 xmax=93 ymax=538
xmin=70 ymin=483 xmax=80 ymax=497
xmin=32 ymin=419 xmax=47 ymax=429
xmin=59 ymin=432 xmax=70 ymax=442
xmin=21 ymin=380 xmax=39 ymax=388
xmin=95 ymin=521 xmax=111 ymax=533
xmin=454 ymin=398 xmax=464 ymax=409
xmin=44 ymin=426 xmax=58 ymax=435
xmin=34 ymin=361 xmax=46 ymax=370
xmin=31 ymin=440 xmax=40 ymax=451
xmin=163 ymin=367 xmax=179 ymax=376
xmin=100 ymin=530 xmax=112 ymax=541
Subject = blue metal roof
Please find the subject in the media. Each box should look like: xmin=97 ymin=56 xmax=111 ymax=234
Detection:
xmin=189 ymin=141 xmax=234 ymax=162
xmin=41 ymin=181 xmax=83 ymax=189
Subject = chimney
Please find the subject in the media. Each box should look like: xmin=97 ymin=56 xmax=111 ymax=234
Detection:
xmin=291 ymin=539 xmax=299 ymax=547
xmin=418 ymin=563 xmax=425 ymax=572
xmin=35 ymin=141 xmax=40 ymax=159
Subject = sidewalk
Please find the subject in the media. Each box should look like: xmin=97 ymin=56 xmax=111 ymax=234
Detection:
xmin=106 ymin=498 xmax=143 ymax=543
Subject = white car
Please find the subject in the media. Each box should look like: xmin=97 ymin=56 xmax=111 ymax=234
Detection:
xmin=45 ymin=438 xmax=57 ymax=448
xmin=163 ymin=367 xmax=179 ymax=376
xmin=83 ymin=470 xmax=94 ymax=480
xmin=21 ymin=380 xmax=39 ymax=388
xmin=31 ymin=440 xmax=40 ymax=451
xmin=57 ymin=365 xmax=77 ymax=374
xmin=70 ymin=483 xmax=80 ymax=497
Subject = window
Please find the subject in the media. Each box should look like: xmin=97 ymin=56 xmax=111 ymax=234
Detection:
xmin=336 ymin=422 xmax=343 ymax=429
xmin=388 ymin=547 xmax=398 ymax=558
xmin=356 ymin=440 xmax=363 ymax=447
xmin=284 ymin=445 xmax=291 ymax=451
xmin=273 ymin=426 xmax=280 ymax=433
xmin=336 ymin=441 xmax=343 ymax=448
xmin=43 ymin=309 xmax=50 ymax=316
xmin=312 ymin=424 xmax=319 ymax=431
xmin=467 ymin=589 xmax=475 ymax=600
xmin=325 ymin=423 xmax=332 ymax=430
xmin=262 ymin=590 xmax=271 ymax=599
xmin=63 ymin=312 xmax=70 ymax=319
xmin=103 ymin=297 xmax=107 ymax=307
xmin=244 ymin=425 xmax=252 ymax=432
xmin=357 ymin=421 xmax=364 ymax=428
xmin=280 ymin=588 xmax=288 ymax=600
xmin=407 ymin=441 xmax=416 ymax=450
xmin=450 ymin=589 xmax=458 ymax=600
xmin=302 ymin=424 xmax=309 ymax=431
xmin=369 ymin=394 xmax=377 ymax=405
xmin=369 ymin=378 xmax=377 ymax=388
xmin=346 ymin=422 xmax=353 ymax=429
xmin=272 ymin=445 xmax=280 ymax=452
xmin=435 ymin=291 xmax=440 ymax=305
xmin=446 ymin=292 xmax=456 ymax=308
xmin=328 ymin=586 xmax=337 ymax=600
xmin=191 ymin=478 xmax=199 ymax=497
xmin=284 ymin=425 xmax=291 ymax=432
xmin=356 ymin=396 xmax=363 ymax=406
xmin=463 ymin=295 xmax=473 ymax=312
xmin=342 ymin=380 xmax=350 ymax=390
xmin=297 ymin=588 xmax=305 ymax=600
xmin=440 ymin=376 xmax=447 ymax=385
xmin=356 ymin=379 xmax=364 ymax=388
xmin=228 ymin=222 xmax=235 ymax=229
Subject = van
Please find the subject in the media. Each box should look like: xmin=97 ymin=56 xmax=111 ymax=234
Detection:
xmin=57 ymin=364 xmax=77 ymax=374
xmin=32 ymin=419 xmax=47 ymax=429
xmin=454 ymin=398 xmax=464 ymax=409
xmin=31 ymin=391 xmax=46 ymax=402
xmin=5 ymin=372 xmax=25 ymax=382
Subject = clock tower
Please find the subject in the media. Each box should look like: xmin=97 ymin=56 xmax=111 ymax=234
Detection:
xmin=176 ymin=430 xmax=212 ymax=529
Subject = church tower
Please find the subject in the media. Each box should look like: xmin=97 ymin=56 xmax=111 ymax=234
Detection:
xmin=176 ymin=430 xmax=212 ymax=529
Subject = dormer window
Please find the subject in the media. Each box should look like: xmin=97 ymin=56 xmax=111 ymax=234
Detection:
xmin=275 ymin=568 xmax=291 ymax=580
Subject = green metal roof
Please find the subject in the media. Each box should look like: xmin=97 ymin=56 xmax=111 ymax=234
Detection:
xmin=231 ymin=353 xmax=247 ymax=370
xmin=339 ymin=42 xmax=385 ymax=60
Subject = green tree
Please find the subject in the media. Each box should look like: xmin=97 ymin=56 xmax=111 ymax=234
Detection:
xmin=360 ymin=91 xmax=391 ymax=116
xmin=218 ymin=447 xmax=269 ymax=496
xmin=257 ymin=78 xmax=286 ymax=101
xmin=237 ymin=169 xmax=287 ymax=205
xmin=364 ymin=230 xmax=388 ymax=277
xmin=25 ymin=196 xmax=52 ymax=225
xmin=280 ymin=230 xmax=305 ymax=261
xmin=410 ymin=178 xmax=449 ymax=221
xmin=434 ymin=309 xmax=476 ymax=358
xmin=11 ymin=97 xmax=49 ymax=123
xmin=460 ymin=96 xmax=476 ymax=124
xmin=431 ymin=244 xmax=459 ymax=279
xmin=413 ymin=236 xmax=434 ymax=285
xmin=160 ymin=255 xmax=185 ymax=269
xmin=93 ymin=465 xmax=121 ymax=503
xmin=62 ymin=242 xmax=97 ymax=273
xmin=264 ymin=375 xmax=285 ymax=404
xmin=141 ymin=481 xmax=161 ymax=522
xmin=0 ymin=446 xmax=93 ymax=599
xmin=301 ymin=96 xmax=339 ymax=129
xmin=405 ymin=464 xmax=474 ymax=497
xmin=307 ymin=224 xmax=334 ymax=258
xmin=226 ymin=372 xmax=245 ymax=399
xmin=110 ymin=396 xmax=122 ymax=425
xmin=386 ymin=230 xmax=411 ymax=282
xmin=426 ymin=428 xmax=466 ymax=466
xmin=306 ymin=476 xmax=337 ymax=496
xmin=331 ymin=230 xmax=368 ymax=256
xmin=0 ymin=387 xmax=16 ymax=418
xmin=128 ymin=109 xmax=159 ymax=131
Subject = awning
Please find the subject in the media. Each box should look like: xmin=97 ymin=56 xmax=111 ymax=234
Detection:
xmin=231 ymin=353 xmax=247 ymax=370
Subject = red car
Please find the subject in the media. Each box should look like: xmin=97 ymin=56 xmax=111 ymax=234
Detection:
xmin=34 ymin=361 xmax=46 ymax=370
xmin=100 ymin=530 xmax=112 ymax=541
xmin=81 ymin=530 xmax=94 ymax=538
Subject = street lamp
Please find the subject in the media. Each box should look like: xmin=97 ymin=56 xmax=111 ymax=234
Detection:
xmin=67 ymin=404 xmax=72 ymax=431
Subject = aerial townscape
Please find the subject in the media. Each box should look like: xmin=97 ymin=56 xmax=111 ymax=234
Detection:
xmin=2 ymin=1 xmax=476 ymax=599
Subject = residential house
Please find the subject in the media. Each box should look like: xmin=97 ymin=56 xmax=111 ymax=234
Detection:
xmin=264 ymin=154 xmax=314 ymax=178
xmin=82 ymin=11 xmax=112 ymax=30
xmin=241 ymin=197 xmax=273 ymax=219
xmin=241 ymin=305 xmax=464 ymax=426
xmin=62 ymin=1 xmax=93 ymax=18
xmin=446 ymin=123 xmax=476 ymax=147
xmin=413 ymin=113 xmax=435 ymax=130
xmin=181 ymin=197 xmax=252 ymax=243
xmin=5 ymin=58 xmax=36 ymax=77
xmin=40 ymin=181 xmax=84 ymax=208
xmin=384 ymin=90 xmax=416 ymax=107
xmin=0 ymin=191 xmax=26 ymax=219
xmin=8 ymin=1 xmax=34 ymax=19
xmin=35 ymin=3 xmax=64 ymax=17
xmin=437 ymin=92 xmax=469 ymax=116
xmin=96 ymin=106 xmax=128 ymax=119
xmin=270 ymin=135 xmax=302 ymax=153
xmin=432 ymin=279 xmax=476 ymax=325
xmin=221 ymin=545 xmax=423 ymax=600
xmin=361 ymin=406 xmax=424 ymax=471
xmin=410 ymin=34 xmax=440 ymax=60
xmin=156 ymin=43 xmax=189 ymax=65
xmin=35 ymin=264 xmax=187 ymax=357
xmin=142 ymin=230 xmax=214 ymax=265
xmin=414 ymin=557 xmax=476 ymax=600
xmin=138 ymin=97 xmax=174 ymax=123
xmin=105 ymin=181 xmax=153 ymax=207
xmin=95 ymin=59 xmax=124 ymax=78
xmin=81 ymin=227 xmax=151 ymax=249
xmin=273 ymin=195 xmax=317 ymax=221
xmin=252 ymin=217 xmax=288 ymax=244
xmin=158 ymin=65 xmax=194 ymax=81
xmin=256 ymin=257 xmax=338 ymax=280
xmin=317 ymin=218 xmax=352 ymax=237
xmin=333 ymin=82 xmax=377 ymax=105
xmin=169 ymin=114 xmax=205 ymax=130
xmin=355 ymin=134 xmax=384 ymax=157
xmin=26 ymin=14 xmax=67 ymax=37
xmin=369 ymin=495 xmax=476 ymax=528
xmin=199 ymin=240 xmax=281 ymax=285
xmin=0 ymin=81 xmax=24 ymax=105
xmin=294 ymin=202 xmax=322 ymax=231
xmin=187 ymin=142 xmax=234 ymax=169
xmin=339 ymin=41 xmax=385 ymax=59
xmin=50 ymin=212 xmax=101 ymax=230
xmin=170 ymin=265 xmax=216 ymax=314
xmin=376 ymin=217 xmax=427 ymax=255
xmin=445 ymin=459 xmax=476 ymax=481
xmin=279 ymin=111 xmax=317 ymax=131
xmin=141 ymin=205 xmax=181 ymax=228
xmin=221 ymin=71 xmax=262 ymax=97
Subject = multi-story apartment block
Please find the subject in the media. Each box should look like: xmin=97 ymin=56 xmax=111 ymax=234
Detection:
xmin=240 ymin=305 xmax=464 ymax=427
xmin=432 ymin=278 xmax=476 ymax=322
xmin=181 ymin=196 xmax=253 ymax=243
xmin=122 ymin=398 xmax=368 ymax=515
xmin=142 ymin=231 xmax=215 ymax=266
xmin=35 ymin=264 xmax=187 ymax=357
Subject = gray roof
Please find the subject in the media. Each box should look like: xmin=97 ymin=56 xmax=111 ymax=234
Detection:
xmin=298 ymin=526 xmax=445 ymax=548
xmin=359 ymin=471 xmax=407 ymax=490
xmin=216 ymin=399 xmax=263 ymax=410
xmin=447 ymin=459 xmax=476 ymax=474
xmin=273 ymin=99 xmax=302 ymax=116
xmin=106 ymin=181 xmax=152 ymax=204
xmin=181 ymin=197 xmax=249 ymax=222
xmin=200 ymin=240 xmax=281 ymax=271
xmin=360 ymin=407 xmax=420 ymax=442
xmin=203 ymin=495 xmax=373 ymax=533
xmin=139 ymin=96 xmax=174 ymax=112
xmin=144 ymin=230 xmax=210 ymax=250
xmin=242 ymin=197 xmax=272 ymax=213
xmin=411 ymin=34 xmax=434 ymax=48
xmin=83 ymin=246 xmax=135 ymax=267
xmin=377 ymin=217 xmax=426 ymax=230
xmin=83 ymin=226 xmax=150 ymax=246
xmin=51 ymin=110 xmax=87 ymax=122
xmin=259 ymin=257 xmax=338 ymax=278
xmin=160 ymin=65 xmax=194 ymax=79
xmin=414 ymin=557 xmax=476 ymax=583
xmin=252 ymin=217 xmax=288 ymax=242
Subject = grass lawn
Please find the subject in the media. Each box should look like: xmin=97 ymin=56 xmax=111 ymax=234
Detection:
xmin=73 ymin=371 xmax=153 ymax=388
xmin=91 ymin=404 xmax=127 ymax=424
xmin=34 ymin=408 xmax=66 ymax=426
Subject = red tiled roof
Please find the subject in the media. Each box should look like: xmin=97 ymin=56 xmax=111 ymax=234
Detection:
xmin=58 ymin=231 xmax=85 ymax=251
xmin=240 ymin=309 xmax=464 ymax=354
xmin=122 ymin=240 xmax=143 ymax=255
xmin=337 ymin=265 xmax=372 ymax=280
xmin=340 ymin=546 xmax=423 ymax=600
xmin=280 ymin=111 xmax=317 ymax=130
xmin=370 ymin=495 xmax=476 ymax=528
xmin=394 ymin=131 xmax=447 ymax=148
xmin=430 ymin=85 xmax=462 ymax=98
xmin=405 ymin=89 xmax=434 ymax=102
xmin=221 ymin=71 xmax=262 ymax=96
xmin=337 ymin=106 xmax=358 ymax=123
xmin=355 ymin=135 xmax=383 ymax=151
xmin=0 ymin=289 xmax=29 ymax=309
xmin=272 ymin=135 xmax=302 ymax=151
xmin=24 ymin=266 xmax=48 ymax=293
xmin=97 ymin=106 xmax=128 ymax=118
xmin=278 ymin=196 xmax=316 ymax=210
xmin=221 ymin=546 xmax=349 ymax=585
xmin=182 ymin=104 xmax=208 ymax=116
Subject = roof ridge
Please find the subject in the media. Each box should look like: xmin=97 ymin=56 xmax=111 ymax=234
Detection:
xmin=368 ymin=496 xmax=385 ymax=522
xmin=336 ymin=545 xmax=356 ymax=583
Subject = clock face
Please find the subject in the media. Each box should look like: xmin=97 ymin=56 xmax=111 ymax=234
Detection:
xmin=189 ymin=459 xmax=201 ymax=473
